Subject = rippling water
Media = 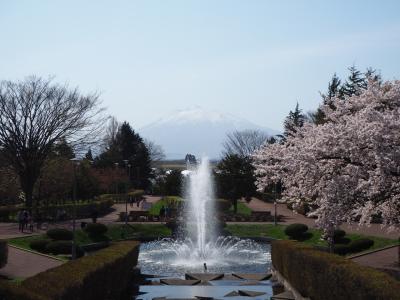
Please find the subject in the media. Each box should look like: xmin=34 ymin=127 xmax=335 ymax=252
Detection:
xmin=138 ymin=236 xmax=271 ymax=277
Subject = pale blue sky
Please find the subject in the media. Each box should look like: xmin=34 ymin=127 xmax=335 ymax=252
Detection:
xmin=1 ymin=0 xmax=400 ymax=131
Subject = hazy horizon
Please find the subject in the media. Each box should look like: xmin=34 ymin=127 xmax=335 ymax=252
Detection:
xmin=1 ymin=1 xmax=400 ymax=132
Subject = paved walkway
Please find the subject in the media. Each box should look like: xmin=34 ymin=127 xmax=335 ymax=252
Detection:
xmin=0 ymin=195 xmax=161 ymax=280
xmin=350 ymin=246 xmax=400 ymax=279
xmin=0 ymin=246 xmax=63 ymax=279
xmin=245 ymin=198 xmax=400 ymax=239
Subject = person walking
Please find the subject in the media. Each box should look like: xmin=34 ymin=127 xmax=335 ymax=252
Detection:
xmin=22 ymin=210 xmax=29 ymax=232
xmin=160 ymin=205 xmax=166 ymax=221
xmin=17 ymin=210 xmax=24 ymax=232
xmin=28 ymin=213 xmax=34 ymax=232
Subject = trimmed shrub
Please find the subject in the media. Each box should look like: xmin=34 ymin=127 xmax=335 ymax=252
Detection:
xmin=0 ymin=240 xmax=8 ymax=268
xmin=284 ymin=223 xmax=308 ymax=239
xmin=85 ymin=223 xmax=108 ymax=238
xmin=215 ymin=199 xmax=231 ymax=212
xmin=45 ymin=241 xmax=73 ymax=255
xmin=333 ymin=244 xmax=350 ymax=255
xmin=272 ymin=240 xmax=400 ymax=300
xmin=30 ymin=239 xmax=50 ymax=253
xmin=333 ymin=229 xmax=346 ymax=240
xmin=0 ymin=241 xmax=140 ymax=300
xmin=46 ymin=228 xmax=73 ymax=241
xmin=349 ymin=238 xmax=374 ymax=252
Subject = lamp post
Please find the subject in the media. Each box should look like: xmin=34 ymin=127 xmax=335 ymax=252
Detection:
xmin=123 ymin=160 xmax=132 ymax=226
xmin=114 ymin=162 xmax=119 ymax=195
xmin=273 ymin=183 xmax=277 ymax=226
xmin=70 ymin=158 xmax=80 ymax=260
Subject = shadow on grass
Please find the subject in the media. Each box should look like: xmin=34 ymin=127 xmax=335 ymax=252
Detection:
xmin=295 ymin=232 xmax=313 ymax=241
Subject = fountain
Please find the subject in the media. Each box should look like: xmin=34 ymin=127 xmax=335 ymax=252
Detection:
xmin=139 ymin=157 xmax=270 ymax=277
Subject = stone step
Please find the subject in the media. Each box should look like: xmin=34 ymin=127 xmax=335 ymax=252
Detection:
xmin=159 ymin=278 xmax=201 ymax=285
xmin=224 ymin=290 xmax=266 ymax=297
xmin=232 ymin=273 xmax=272 ymax=281
xmin=185 ymin=273 xmax=224 ymax=281
xmin=271 ymin=290 xmax=295 ymax=300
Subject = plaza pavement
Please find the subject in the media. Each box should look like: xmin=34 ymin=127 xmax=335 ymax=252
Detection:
xmin=0 ymin=195 xmax=398 ymax=280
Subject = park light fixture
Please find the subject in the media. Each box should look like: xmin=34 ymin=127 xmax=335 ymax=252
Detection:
xmin=70 ymin=158 xmax=81 ymax=260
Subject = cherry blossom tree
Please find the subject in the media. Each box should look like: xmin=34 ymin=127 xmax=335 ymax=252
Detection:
xmin=253 ymin=80 xmax=400 ymax=251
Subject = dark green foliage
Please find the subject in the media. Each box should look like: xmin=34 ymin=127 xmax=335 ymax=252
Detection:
xmin=311 ymin=66 xmax=382 ymax=125
xmin=29 ymin=239 xmax=50 ymax=253
xmin=95 ymin=122 xmax=152 ymax=190
xmin=341 ymin=65 xmax=367 ymax=97
xmin=313 ymin=73 xmax=342 ymax=124
xmin=46 ymin=228 xmax=73 ymax=241
xmin=282 ymin=103 xmax=306 ymax=138
xmin=333 ymin=229 xmax=346 ymax=243
xmin=334 ymin=238 xmax=375 ymax=255
xmin=45 ymin=240 xmax=73 ymax=255
xmin=333 ymin=244 xmax=351 ymax=255
xmin=84 ymin=148 xmax=93 ymax=161
xmin=272 ymin=240 xmax=400 ymax=300
xmin=349 ymin=238 xmax=374 ymax=252
xmin=85 ymin=223 xmax=108 ymax=238
xmin=215 ymin=154 xmax=256 ymax=214
xmin=164 ymin=170 xmax=183 ymax=196
xmin=284 ymin=223 xmax=308 ymax=239
xmin=0 ymin=241 xmax=140 ymax=300
xmin=0 ymin=240 xmax=7 ymax=268
xmin=215 ymin=199 xmax=231 ymax=212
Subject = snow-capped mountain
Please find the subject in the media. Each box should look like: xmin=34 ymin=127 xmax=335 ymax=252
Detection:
xmin=139 ymin=107 xmax=279 ymax=160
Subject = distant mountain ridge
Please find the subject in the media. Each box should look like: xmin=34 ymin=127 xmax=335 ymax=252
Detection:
xmin=139 ymin=107 xmax=279 ymax=160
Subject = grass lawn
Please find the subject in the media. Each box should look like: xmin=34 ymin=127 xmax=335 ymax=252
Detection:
xmin=8 ymin=224 xmax=171 ymax=254
xmin=226 ymin=224 xmax=399 ymax=252
xmin=228 ymin=202 xmax=252 ymax=216
xmin=148 ymin=196 xmax=182 ymax=215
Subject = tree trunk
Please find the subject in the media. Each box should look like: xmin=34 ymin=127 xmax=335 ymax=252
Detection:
xmin=233 ymin=198 xmax=238 ymax=214
xmin=328 ymin=228 xmax=335 ymax=253
xmin=19 ymin=169 xmax=39 ymax=209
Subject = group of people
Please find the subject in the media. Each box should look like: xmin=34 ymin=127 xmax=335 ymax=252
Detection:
xmin=159 ymin=205 xmax=170 ymax=220
xmin=17 ymin=210 xmax=34 ymax=233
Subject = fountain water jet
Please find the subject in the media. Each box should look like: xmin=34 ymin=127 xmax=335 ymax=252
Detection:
xmin=138 ymin=157 xmax=270 ymax=277
xmin=185 ymin=157 xmax=216 ymax=258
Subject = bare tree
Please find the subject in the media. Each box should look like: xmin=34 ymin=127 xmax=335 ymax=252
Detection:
xmin=144 ymin=139 xmax=166 ymax=162
xmin=103 ymin=116 xmax=119 ymax=149
xmin=0 ymin=76 xmax=105 ymax=207
xmin=223 ymin=129 xmax=269 ymax=157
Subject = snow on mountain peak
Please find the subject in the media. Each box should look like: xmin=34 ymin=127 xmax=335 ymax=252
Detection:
xmin=139 ymin=107 xmax=279 ymax=159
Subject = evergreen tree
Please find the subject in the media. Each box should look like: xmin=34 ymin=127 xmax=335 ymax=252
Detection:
xmin=313 ymin=74 xmax=342 ymax=124
xmin=95 ymin=121 xmax=152 ymax=190
xmin=283 ymin=103 xmax=305 ymax=139
xmin=51 ymin=138 xmax=75 ymax=159
xmin=85 ymin=148 xmax=94 ymax=161
xmin=341 ymin=65 xmax=366 ymax=97
xmin=215 ymin=154 xmax=256 ymax=214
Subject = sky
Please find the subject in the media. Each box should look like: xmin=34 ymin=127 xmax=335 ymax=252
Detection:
xmin=1 ymin=0 xmax=400 ymax=131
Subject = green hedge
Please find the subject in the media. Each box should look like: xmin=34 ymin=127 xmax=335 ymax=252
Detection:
xmin=284 ymin=223 xmax=308 ymax=239
xmin=0 ymin=240 xmax=7 ymax=268
xmin=272 ymin=240 xmax=400 ymax=300
xmin=85 ymin=223 xmax=108 ymax=238
xmin=0 ymin=241 xmax=140 ymax=300
xmin=334 ymin=238 xmax=374 ymax=255
xmin=100 ymin=190 xmax=144 ymax=204
xmin=46 ymin=228 xmax=73 ymax=241
xmin=0 ymin=199 xmax=114 ymax=221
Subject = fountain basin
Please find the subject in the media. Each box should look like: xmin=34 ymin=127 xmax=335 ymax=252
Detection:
xmin=138 ymin=236 xmax=271 ymax=278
